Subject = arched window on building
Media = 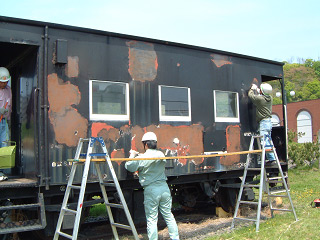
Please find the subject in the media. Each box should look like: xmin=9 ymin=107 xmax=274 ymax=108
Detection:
xmin=297 ymin=111 xmax=312 ymax=143
xmin=271 ymin=114 xmax=280 ymax=127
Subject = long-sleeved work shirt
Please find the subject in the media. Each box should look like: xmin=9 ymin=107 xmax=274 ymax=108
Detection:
xmin=125 ymin=149 xmax=167 ymax=187
xmin=0 ymin=85 xmax=12 ymax=120
xmin=248 ymin=89 xmax=272 ymax=123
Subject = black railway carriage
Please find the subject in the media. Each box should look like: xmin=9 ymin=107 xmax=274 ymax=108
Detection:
xmin=0 ymin=16 xmax=287 ymax=238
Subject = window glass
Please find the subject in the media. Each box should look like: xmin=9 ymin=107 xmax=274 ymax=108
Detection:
xmin=89 ymin=80 xmax=129 ymax=120
xmin=214 ymin=90 xmax=239 ymax=122
xmin=297 ymin=111 xmax=312 ymax=143
xmin=159 ymin=85 xmax=191 ymax=121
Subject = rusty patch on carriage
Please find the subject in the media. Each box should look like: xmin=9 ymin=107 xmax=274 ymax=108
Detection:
xmin=111 ymin=149 xmax=125 ymax=159
xmin=210 ymin=54 xmax=232 ymax=68
xmin=91 ymin=123 xmax=204 ymax=166
xmin=127 ymin=41 xmax=158 ymax=82
xmin=219 ymin=125 xmax=241 ymax=166
xmin=133 ymin=124 xmax=204 ymax=165
xmin=48 ymin=73 xmax=88 ymax=147
xmin=65 ymin=56 xmax=79 ymax=78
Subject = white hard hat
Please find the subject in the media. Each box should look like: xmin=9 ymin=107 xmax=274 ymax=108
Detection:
xmin=142 ymin=132 xmax=157 ymax=142
xmin=0 ymin=67 xmax=11 ymax=82
xmin=260 ymin=83 xmax=272 ymax=96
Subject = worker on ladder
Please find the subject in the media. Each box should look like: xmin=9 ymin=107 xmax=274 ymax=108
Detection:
xmin=248 ymin=81 xmax=276 ymax=166
xmin=125 ymin=132 xmax=179 ymax=240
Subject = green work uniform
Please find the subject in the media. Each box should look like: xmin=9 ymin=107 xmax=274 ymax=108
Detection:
xmin=125 ymin=149 xmax=179 ymax=240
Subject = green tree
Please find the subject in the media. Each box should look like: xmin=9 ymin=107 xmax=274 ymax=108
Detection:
xmin=281 ymin=59 xmax=320 ymax=103
xmin=300 ymin=80 xmax=320 ymax=100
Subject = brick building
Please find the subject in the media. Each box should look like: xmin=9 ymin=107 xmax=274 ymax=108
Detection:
xmin=272 ymin=99 xmax=320 ymax=143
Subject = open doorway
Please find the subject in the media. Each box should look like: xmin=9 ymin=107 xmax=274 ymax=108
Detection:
xmin=0 ymin=42 xmax=39 ymax=178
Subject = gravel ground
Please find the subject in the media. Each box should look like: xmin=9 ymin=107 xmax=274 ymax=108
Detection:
xmin=156 ymin=205 xmax=273 ymax=240
xmin=158 ymin=216 xmax=234 ymax=240
xmin=80 ymin=203 xmax=276 ymax=239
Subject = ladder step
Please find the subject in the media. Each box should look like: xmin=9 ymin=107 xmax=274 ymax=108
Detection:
xmin=234 ymin=217 xmax=257 ymax=222
xmin=244 ymin=184 xmax=260 ymax=188
xmin=69 ymin=159 xmax=107 ymax=162
xmin=79 ymin=153 xmax=107 ymax=157
xmin=270 ymin=189 xmax=288 ymax=194
xmin=111 ymin=222 xmax=132 ymax=230
xmin=102 ymin=182 xmax=116 ymax=187
xmin=247 ymin=168 xmax=262 ymax=171
xmin=90 ymin=153 xmax=107 ymax=157
xmin=268 ymin=194 xmax=288 ymax=198
xmin=239 ymin=200 xmax=259 ymax=205
xmin=0 ymin=203 xmax=40 ymax=211
xmin=267 ymin=180 xmax=285 ymax=184
xmin=57 ymin=231 xmax=73 ymax=239
xmin=0 ymin=223 xmax=44 ymax=235
xmin=70 ymin=185 xmax=81 ymax=190
xmin=105 ymin=203 xmax=124 ymax=209
xmin=63 ymin=208 xmax=77 ymax=214
xmin=267 ymin=176 xmax=287 ymax=180
xmin=252 ymin=135 xmax=263 ymax=139
xmin=271 ymin=208 xmax=293 ymax=212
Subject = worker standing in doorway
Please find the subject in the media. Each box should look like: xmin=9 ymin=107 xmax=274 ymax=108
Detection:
xmin=125 ymin=132 xmax=179 ymax=240
xmin=248 ymin=82 xmax=276 ymax=165
xmin=0 ymin=67 xmax=12 ymax=181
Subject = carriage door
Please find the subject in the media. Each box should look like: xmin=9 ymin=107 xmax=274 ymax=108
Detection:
xmin=11 ymin=45 xmax=39 ymax=177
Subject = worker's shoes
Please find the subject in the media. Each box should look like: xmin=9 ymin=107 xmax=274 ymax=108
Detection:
xmin=265 ymin=161 xmax=277 ymax=167
xmin=0 ymin=172 xmax=8 ymax=181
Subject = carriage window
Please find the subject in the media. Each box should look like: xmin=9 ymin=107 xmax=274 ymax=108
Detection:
xmin=214 ymin=90 xmax=239 ymax=122
xmin=159 ymin=85 xmax=191 ymax=121
xmin=89 ymin=80 xmax=129 ymax=121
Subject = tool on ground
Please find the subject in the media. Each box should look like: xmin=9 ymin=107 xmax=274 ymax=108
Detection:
xmin=53 ymin=137 xmax=139 ymax=240
xmin=231 ymin=134 xmax=298 ymax=232
xmin=311 ymin=198 xmax=320 ymax=208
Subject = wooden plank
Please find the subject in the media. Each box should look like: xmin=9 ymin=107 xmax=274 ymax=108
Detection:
xmin=110 ymin=149 xmax=263 ymax=161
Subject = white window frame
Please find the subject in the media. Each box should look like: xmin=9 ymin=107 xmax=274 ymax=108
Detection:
xmin=271 ymin=114 xmax=281 ymax=127
xmin=213 ymin=90 xmax=240 ymax=123
xmin=89 ymin=80 xmax=130 ymax=121
xmin=159 ymin=85 xmax=191 ymax=122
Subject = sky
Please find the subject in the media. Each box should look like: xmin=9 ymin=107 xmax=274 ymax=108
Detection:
xmin=1 ymin=0 xmax=320 ymax=63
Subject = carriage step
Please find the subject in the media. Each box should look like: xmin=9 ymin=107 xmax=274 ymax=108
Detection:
xmin=0 ymin=220 xmax=43 ymax=235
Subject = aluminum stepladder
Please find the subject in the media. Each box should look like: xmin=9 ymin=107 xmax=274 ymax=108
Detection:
xmin=231 ymin=134 xmax=298 ymax=232
xmin=54 ymin=137 xmax=139 ymax=240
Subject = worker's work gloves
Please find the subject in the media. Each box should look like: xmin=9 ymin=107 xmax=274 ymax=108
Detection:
xmin=250 ymin=84 xmax=260 ymax=93
xmin=129 ymin=150 xmax=139 ymax=158
xmin=251 ymin=84 xmax=258 ymax=90
xmin=0 ymin=107 xmax=8 ymax=115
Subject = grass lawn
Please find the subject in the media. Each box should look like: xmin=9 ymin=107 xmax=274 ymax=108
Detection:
xmin=206 ymin=168 xmax=320 ymax=240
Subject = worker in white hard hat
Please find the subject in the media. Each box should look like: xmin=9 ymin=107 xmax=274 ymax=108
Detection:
xmin=0 ymin=67 xmax=12 ymax=181
xmin=125 ymin=132 xmax=179 ymax=240
xmin=248 ymin=82 xmax=276 ymax=165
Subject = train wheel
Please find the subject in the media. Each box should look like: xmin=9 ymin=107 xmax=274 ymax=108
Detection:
xmin=215 ymin=179 xmax=240 ymax=213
